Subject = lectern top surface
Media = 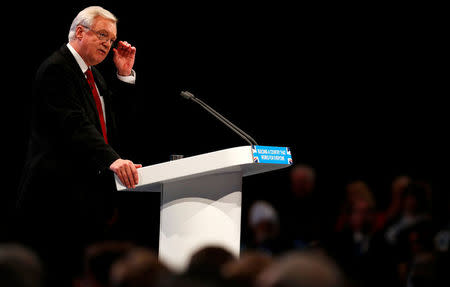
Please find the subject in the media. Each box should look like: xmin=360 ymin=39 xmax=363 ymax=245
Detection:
xmin=115 ymin=145 xmax=292 ymax=191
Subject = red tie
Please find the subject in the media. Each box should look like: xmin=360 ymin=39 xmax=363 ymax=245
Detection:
xmin=85 ymin=68 xmax=108 ymax=144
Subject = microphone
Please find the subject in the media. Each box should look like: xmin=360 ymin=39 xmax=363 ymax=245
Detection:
xmin=180 ymin=91 xmax=258 ymax=146
xmin=180 ymin=91 xmax=195 ymax=100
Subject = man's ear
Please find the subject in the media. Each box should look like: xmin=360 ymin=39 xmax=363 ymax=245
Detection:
xmin=75 ymin=25 xmax=85 ymax=40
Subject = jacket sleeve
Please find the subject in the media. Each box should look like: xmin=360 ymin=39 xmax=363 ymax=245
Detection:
xmin=34 ymin=63 xmax=121 ymax=174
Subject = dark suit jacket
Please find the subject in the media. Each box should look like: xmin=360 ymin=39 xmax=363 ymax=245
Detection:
xmin=17 ymin=45 xmax=136 ymax=234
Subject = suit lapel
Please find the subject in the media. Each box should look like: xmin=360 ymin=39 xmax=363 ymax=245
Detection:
xmin=59 ymin=45 xmax=104 ymax=134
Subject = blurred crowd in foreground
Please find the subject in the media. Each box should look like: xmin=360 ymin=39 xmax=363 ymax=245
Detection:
xmin=1 ymin=164 xmax=449 ymax=287
xmin=1 ymin=241 xmax=345 ymax=287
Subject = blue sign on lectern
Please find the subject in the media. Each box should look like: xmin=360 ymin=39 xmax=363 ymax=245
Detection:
xmin=251 ymin=145 xmax=293 ymax=164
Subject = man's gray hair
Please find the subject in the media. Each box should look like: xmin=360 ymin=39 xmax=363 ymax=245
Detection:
xmin=68 ymin=6 xmax=118 ymax=42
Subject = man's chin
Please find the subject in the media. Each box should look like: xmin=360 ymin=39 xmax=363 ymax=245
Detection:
xmin=91 ymin=56 xmax=107 ymax=66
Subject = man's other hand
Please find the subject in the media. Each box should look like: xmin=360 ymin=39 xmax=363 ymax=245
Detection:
xmin=109 ymin=159 xmax=142 ymax=189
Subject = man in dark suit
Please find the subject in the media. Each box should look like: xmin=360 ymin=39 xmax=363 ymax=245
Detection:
xmin=15 ymin=6 xmax=142 ymax=286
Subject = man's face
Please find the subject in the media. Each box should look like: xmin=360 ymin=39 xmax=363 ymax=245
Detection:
xmin=77 ymin=16 xmax=117 ymax=66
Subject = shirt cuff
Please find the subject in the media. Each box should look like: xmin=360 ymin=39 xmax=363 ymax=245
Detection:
xmin=117 ymin=69 xmax=136 ymax=84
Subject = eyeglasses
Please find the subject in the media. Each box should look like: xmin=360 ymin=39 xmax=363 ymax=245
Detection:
xmin=81 ymin=25 xmax=116 ymax=45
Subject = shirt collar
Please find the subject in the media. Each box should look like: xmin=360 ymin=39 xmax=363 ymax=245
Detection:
xmin=66 ymin=43 xmax=90 ymax=74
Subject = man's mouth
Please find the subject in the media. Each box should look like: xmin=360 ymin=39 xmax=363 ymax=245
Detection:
xmin=98 ymin=49 xmax=107 ymax=55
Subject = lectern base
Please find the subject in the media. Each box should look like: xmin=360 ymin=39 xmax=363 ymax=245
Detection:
xmin=116 ymin=146 xmax=292 ymax=271
xmin=159 ymin=171 xmax=243 ymax=271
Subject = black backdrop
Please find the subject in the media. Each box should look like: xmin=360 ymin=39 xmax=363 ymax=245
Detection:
xmin=2 ymin=2 xmax=447 ymax=246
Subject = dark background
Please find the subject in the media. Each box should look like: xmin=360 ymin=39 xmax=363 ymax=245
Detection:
xmin=2 ymin=2 xmax=447 ymax=246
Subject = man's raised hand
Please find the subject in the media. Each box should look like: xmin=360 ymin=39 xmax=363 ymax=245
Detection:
xmin=113 ymin=40 xmax=136 ymax=76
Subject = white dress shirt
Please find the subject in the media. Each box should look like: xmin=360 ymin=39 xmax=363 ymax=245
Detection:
xmin=66 ymin=43 xmax=136 ymax=125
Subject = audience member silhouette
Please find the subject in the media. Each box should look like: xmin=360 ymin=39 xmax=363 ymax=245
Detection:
xmin=335 ymin=180 xmax=376 ymax=232
xmin=222 ymin=251 xmax=273 ymax=287
xmin=246 ymin=200 xmax=290 ymax=255
xmin=74 ymin=241 xmax=134 ymax=287
xmin=282 ymin=164 xmax=328 ymax=249
xmin=110 ymin=247 xmax=171 ymax=287
xmin=329 ymin=192 xmax=397 ymax=287
xmin=184 ymin=246 xmax=236 ymax=286
xmin=384 ymin=176 xmax=412 ymax=223
xmin=384 ymin=181 xmax=432 ymax=246
xmin=256 ymin=250 xmax=344 ymax=287
xmin=0 ymin=243 xmax=43 ymax=287
xmin=382 ymin=180 xmax=435 ymax=286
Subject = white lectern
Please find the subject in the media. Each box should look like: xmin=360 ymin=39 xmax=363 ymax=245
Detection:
xmin=115 ymin=145 xmax=292 ymax=271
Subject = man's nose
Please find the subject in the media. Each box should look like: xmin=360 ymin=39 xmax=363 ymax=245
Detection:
xmin=102 ymin=40 xmax=112 ymax=49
